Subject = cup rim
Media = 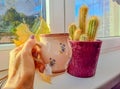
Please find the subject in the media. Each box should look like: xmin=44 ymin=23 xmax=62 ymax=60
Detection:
xmin=40 ymin=33 xmax=69 ymax=37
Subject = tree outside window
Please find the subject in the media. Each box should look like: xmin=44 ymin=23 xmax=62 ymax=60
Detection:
xmin=0 ymin=0 xmax=46 ymax=43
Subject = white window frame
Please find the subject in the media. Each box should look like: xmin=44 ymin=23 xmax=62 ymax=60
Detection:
xmin=1 ymin=0 xmax=120 ymax=53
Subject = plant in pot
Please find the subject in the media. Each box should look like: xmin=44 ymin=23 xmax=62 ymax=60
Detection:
xmin=67 ymin=5 xmax=102 ymax=78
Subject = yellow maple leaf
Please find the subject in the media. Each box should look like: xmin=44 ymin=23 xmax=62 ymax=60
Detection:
xmin=35 ymin=17 xmax=51 ymax=41
xmin=13 ymin=17 xmax=51 ymax=46
xmin=13 ymin=39 xmax=23 ymax=46
xmin=13 ymin=23 xmax=33 ymax=46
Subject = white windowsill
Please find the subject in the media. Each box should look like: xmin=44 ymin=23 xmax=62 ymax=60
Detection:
xmin=0 ymin=43 xmax=15 ymax=51
xmin=33 ymin=50 xmax=120 ymax=89
xmin=99 ymin=37 xmax=120 ymax=53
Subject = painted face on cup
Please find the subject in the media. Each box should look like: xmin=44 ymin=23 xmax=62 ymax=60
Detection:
xmin=37 ymin=33 xmax=72 ymax=75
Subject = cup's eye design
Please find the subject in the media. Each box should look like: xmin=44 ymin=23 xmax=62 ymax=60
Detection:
xmin=59 ymin=43 xmax=66 ymax=54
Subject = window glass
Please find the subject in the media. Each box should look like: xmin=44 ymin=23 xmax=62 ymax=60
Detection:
xmin=75 ymin=0 xmax=120 ymax=37
xmin=0 ymin=0 xmax=46 ymax=43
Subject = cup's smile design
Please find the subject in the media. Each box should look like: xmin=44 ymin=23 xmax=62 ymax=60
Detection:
xmin=49 ymin=58 xmax=56 ymax=67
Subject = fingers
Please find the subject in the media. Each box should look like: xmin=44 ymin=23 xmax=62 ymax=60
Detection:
xmin=19 ymin=36 xmax=37 ymax=72
xmin=10 ymin=44 xmax=23 ymax=56
xmin=8 ymin=36 xmax=37 ymax=80
xmin=32 ymin=44 xmax=41 ymax=59
xmin=21 ymin=35 xmax=36 ymax=55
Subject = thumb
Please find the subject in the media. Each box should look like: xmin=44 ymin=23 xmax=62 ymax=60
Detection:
xmin=22 ymin=35 xmax=36 ymax=55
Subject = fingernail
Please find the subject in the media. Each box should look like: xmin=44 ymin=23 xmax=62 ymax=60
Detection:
xmin=30 ymin=35 xmax=34 ymax=39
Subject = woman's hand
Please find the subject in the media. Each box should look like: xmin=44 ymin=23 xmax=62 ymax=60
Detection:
xmin=4 ymin=36 xmax=36 ymax=89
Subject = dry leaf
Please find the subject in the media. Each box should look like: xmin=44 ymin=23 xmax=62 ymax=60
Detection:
xmin=39 ymin=73 xmax=51 ymax=84
xmin=35 ymin=17 xmax=51 ymax=41
xmin=13 ymin=17 xmax=51 ymax=46
xmin=13 ymin=23 xmax=33 ymax=46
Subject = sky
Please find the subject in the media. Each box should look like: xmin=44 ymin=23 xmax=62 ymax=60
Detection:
xmin=75 ymin=0 xmax=110 ymax=17
xmin=0 ymin=0 xmax=110 ymax=17
xmin=0 ymin=0 xmax=42 ymax=16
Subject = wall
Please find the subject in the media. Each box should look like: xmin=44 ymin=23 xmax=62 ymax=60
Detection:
xmin=0 ymin=50 xmax=9 ymax=69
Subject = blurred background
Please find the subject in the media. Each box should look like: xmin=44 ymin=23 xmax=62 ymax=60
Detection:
xmin=0 ymin=0 xmax=46 ymax=43
xmin=0 ymin=0 xmax=120 ymax=43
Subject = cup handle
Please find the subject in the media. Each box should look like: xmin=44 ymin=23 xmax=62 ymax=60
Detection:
xmin=32 ymin=43 xmax=42 ymax=61
xmin=32 ymin=42 xmax=47 ymax=64
xmin=32 ymin=43 xmax=46 ymax=73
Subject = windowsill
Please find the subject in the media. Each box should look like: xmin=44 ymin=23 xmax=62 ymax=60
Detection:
xmin=0 ymin=43 xmax=15 ymax=51
xmin=99 ymin=37 xmax=120 ymax=53
xmin=33 ymin=50 xmax=120 ymax=89
xmin=1 ymin=50 xmax=120 ymax=89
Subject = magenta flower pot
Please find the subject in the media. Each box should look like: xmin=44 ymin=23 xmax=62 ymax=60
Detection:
xmin=67 ymin=40 xmax=102 ymax=78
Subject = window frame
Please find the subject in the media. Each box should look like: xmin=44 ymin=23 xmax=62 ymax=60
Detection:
xmin=1 ymin=0 xmax=120 ymax=53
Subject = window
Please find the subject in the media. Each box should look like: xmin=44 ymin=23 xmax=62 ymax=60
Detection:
xmin=65 ymin=0 xmax=120 ymax=38
xmin=75 ymin=0 xmax=110 ymax=37
xmin=1 ymin=0 xmax=120 ymax=52
xmin=0 ymin=0 xmax=46 ymax=44
xmin=64 ymin=0 xmax=120 ymax=52
xmin=0 ymin=0 xmax=65 ymax=50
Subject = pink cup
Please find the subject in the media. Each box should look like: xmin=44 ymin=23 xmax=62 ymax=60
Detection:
xmin=67 ymin=40 xmax=102 ymax=78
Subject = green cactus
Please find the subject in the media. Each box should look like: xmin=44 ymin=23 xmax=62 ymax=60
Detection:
xmin=79 ymin=5 xmax=88 ymax=34
xmin=79 ymin=34 xmax=88 ymax=41
xmin=87 ymin=16 xmax=99 ymax=41
xmin=73 ymin=29 xmax=81 ymax=41
xmin=68 ymin=24 xmax=77 ymax=40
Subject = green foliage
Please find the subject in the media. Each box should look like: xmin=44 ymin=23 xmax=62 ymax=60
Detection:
xmin=0 ymin=8 xmax=38 ymax=35
xmin=31 ymin=18 xmax=40 ymax=33
xmin=3 ymin=8 xmax=21 ymax=26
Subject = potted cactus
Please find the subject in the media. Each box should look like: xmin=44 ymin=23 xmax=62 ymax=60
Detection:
xmin=67 ymin=5 xmax=102 ymax=78
xmin=68 ymin=5 xmax=99 ymax=42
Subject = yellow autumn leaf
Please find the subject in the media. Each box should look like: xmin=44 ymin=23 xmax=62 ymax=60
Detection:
xmin=13 ymin=17 xmax=51 ymax=46
xmin=35 ymin=17 xmax=51 ymax=41
xmin=13 ymin=39 xmax=23 ymax=46
xmin=13 ymin=23 xmax=33 ymax=46
xmin=39 ymin=73 xmax=51 ymax=84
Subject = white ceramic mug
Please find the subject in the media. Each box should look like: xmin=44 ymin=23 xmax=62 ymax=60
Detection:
xmin=37 ymin=33 xmax=72 ymax=75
